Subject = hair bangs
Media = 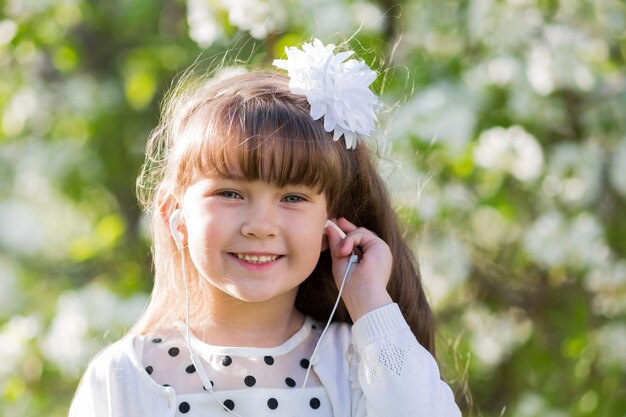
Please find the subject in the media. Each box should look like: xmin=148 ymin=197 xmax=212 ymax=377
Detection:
xmin=190 ymin=91 xmax=344 ymax=200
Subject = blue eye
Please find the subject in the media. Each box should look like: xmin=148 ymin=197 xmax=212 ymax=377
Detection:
xmin=283 ymin=194 xmax=305 ymax=203
xmin=217 ymin=190 xmax=242 ymax=199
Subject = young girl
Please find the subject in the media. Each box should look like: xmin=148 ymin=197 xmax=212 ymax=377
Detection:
xmin=69 ymin=39 xmax=461 ymax=417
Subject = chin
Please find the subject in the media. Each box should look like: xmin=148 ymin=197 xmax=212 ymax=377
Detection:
xmin=225 ymin=285 xmax=299 ymax=305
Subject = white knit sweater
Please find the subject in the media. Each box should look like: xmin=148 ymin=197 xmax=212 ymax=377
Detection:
xmin=69 ymin=303 xmax=461 ymax=417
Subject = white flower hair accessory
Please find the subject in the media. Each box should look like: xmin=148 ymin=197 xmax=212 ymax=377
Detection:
xmin=272 ymin=39 xmax=378 ymax=149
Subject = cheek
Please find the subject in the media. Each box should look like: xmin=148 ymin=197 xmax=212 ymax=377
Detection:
xmin=186 ymin=214 xmax=222 ymax=250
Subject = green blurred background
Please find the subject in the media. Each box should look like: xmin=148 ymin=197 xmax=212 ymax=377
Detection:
xmin=1 ymin=0 xmax=625 ymax=416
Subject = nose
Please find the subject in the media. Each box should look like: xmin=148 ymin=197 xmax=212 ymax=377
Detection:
xmin=240 ymin=202 xmax=279 ymax=239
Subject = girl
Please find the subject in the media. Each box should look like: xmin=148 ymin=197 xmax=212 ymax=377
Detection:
xmin=69 ymin=39 xmax=461 ymax=417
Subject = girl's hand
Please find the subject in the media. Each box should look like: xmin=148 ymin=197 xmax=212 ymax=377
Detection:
xmin=325 ymin=217 xmax=393 ymax=322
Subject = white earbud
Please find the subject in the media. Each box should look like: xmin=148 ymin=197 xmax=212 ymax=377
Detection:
xmin=169 ymin=209 xmax=184 ymax=251
xmin=324 ymin=219 xmax=346 ymax=239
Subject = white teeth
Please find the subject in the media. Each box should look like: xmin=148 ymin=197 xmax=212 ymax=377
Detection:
xmin=235 ymin=253 xmax=278 ymax=263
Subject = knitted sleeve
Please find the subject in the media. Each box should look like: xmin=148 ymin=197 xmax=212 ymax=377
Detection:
xmin=350 ymin=304 xmax=462 ymax=417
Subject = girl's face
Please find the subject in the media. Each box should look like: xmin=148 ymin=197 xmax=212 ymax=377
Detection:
xmin=180 ymin=175 xmax=328 ymax=305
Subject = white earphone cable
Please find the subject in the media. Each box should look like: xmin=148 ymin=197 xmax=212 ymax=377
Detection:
xmin=181 ymin=249 xmax=246 ymax=417
xmin=291 ymin=252 xmax=359 ymax=414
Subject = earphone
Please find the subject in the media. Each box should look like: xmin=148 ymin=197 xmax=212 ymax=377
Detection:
xmin=168 ymin=212 xmax=358 ymax=416
xmin=324 ymin=219 xmax=347 ymax=239
xmin=169 ymin=209 xmax=184 ymax=251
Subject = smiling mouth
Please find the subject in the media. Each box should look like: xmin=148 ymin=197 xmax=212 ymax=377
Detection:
xmin=233 ymin=253 xmax=280 ymax=264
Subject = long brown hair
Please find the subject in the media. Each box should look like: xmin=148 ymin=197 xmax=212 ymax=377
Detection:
xmin=135 ymin=70 xmax=435 ymax=355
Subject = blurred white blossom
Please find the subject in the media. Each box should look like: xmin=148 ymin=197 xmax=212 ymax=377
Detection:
xmin=473 ymin=125 xmax=544 ymax=181
xmin=392 ymin=83 xmax=477 ymax=155
xmin=512 ymin=392 xmax=569 ymax=417
xmin=419 ymin=231 xmax=471 ymax=307
xmin=0 ymin=315 xmax=41 ymax=379
xmin=463 ymin=306 xmax=532 ymax=368
xmin=471 ymin=205 xmax=518 ymax=249
xmin=384 ymin=157 xmax=475 ymax=221
xmin=543 ymin=141 xmax=603 ymax=206
xmin=298 ymin=0 xmax=386 ymax=36
xmin=0 ymin=19 xmax=18 ymax=46
xmin=585 ymin=261 xmax=626 ymax=317
xmin=4 ymin=0 xmax=55 ymax=18
xmin=507 ymin=75 xmax=568 ymax=126
xmin=2 ymin=87 xmax=39 ymax=137
xmin=468 ymin=0 xmax=543 ymax=48
xmin=0 ymin=258 xmax=19 ymax=316
xmin=221 ymin=0 xmax=286 ymax=39
xmin=187 ymin=0 xmax=223 ymax=48
xmin=526 ymin=25 xmax=597 ymax=95
xmin=0 ymin=200 xmax=46 ymax=256
xmin=62 ymin=75 xmax=121 ymax=115
xmin=351 ymin=1 xmax=385 ymax=33
xmin=383 ymin=158 xmax=426 ymax=210
xmin=595 ymin=323 xmax=626 ymax=372
xmin=183 ymin=0 xmax=385 ymax=44
xmin=609 ymin=138 xmax=626 ymax=197
xmin=593 ymin=0 xmax=626 ymax=37
xmin=0 ymin=141 xmax=94 ymax=258
xmin=523 ymin=211 xmax=610 ymax=269
xmin=464 ymin=55 xmax=520 ymax=88
xmin=41 ymin=284 xmax=146 ymax=376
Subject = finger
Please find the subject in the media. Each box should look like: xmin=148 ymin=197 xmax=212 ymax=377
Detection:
xmin=335 ymin=236 xmax=356 ymax=258
xmin=340 ymin=229 xmax=381 ymax=255
xmin=337 ymin=217 xmax=358 ymax=233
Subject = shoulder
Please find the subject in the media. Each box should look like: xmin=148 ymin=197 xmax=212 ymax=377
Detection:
xmin=83 ymin=335 xmax=138 ymax=379
xmin=77 ymin=333 xmax=160 ymax=394
xmin=69 ymin=336 xmax=142 ymax=416
xmin=70 ymin=334 xmax=174 ymax=417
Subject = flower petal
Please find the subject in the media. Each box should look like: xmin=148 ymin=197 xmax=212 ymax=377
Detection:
xmin=272 ymin=39 xmax=378 ymax=149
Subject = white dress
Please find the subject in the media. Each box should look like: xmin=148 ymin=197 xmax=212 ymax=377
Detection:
xmin=140 ymin=317 xmax=331 ymax=416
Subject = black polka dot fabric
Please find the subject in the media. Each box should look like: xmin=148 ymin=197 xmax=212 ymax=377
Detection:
xmin=223 ymin=399 xmax=235 ymax=411
xmin=244 ymin=375 xmax=256 ymax=387
xmin=310 ymin=397 xmax=321 ymax=409
xmin=140 ymin=318 xmax=331 ymax=415
xmin=267 ymin=397 xmax=278 ymax=409
xmin=178 ymin=401 xmax=190 ymax=413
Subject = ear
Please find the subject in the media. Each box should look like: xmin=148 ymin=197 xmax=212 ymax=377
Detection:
xmin=320 ymin=233 xmax=329 ymax=252
xmin=157 ymin=189 xmax=188 ymax=248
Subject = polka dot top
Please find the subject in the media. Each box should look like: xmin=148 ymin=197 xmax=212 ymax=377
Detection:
xmin=139 ymin=317 xmax=332 ymax=416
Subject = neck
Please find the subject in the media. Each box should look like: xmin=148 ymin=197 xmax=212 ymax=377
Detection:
xmin=188 ymin=284 xmax=305 ymax=348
